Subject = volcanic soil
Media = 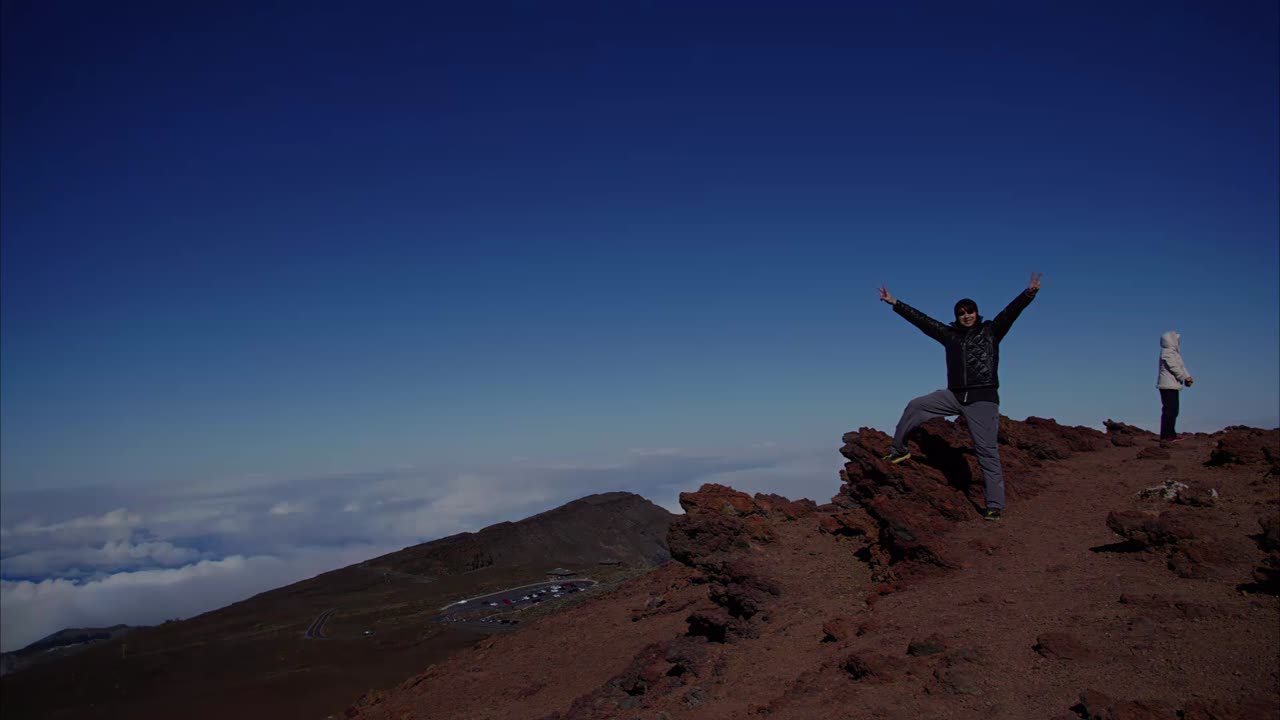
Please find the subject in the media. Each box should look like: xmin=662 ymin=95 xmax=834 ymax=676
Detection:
xmin=346 ymin=420 xmax=1280 ymax=720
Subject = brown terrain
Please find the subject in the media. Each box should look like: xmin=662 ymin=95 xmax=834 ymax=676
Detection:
xmin=0 ymin=492 xmax=675 ymax=720
xmin=343 ymin=419 xmax=1280 ymax=720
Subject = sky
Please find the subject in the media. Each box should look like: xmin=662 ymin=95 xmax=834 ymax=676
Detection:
xmin=2 ymin=1 xmax=1277 ymax=651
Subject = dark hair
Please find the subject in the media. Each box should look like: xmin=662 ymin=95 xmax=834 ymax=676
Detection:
xmin=954 ymin=298 xmax=978 ymax=317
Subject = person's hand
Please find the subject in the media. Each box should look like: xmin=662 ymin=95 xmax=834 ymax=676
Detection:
xmin=1027 ymin=272 xmax=1043 ymax=294
xmin=879 ymin=285 xmax=896 ymax=306
xmin=1185 ymin=377 xmax=1194 ymax=387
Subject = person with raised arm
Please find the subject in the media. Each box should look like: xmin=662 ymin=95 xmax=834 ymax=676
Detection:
xmin=877 ymin=272 xmax=1042 ymax=521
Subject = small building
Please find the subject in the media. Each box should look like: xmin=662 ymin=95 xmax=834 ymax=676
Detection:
xmin=546 ymin=568 xmax=575 ymax=578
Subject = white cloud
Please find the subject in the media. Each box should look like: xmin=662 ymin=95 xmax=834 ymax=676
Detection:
xmin=268 ymin=501 xmax=308 ymax=516
xmin=1 ymin=508 xmax=142 ymax=538
xmin=0 ymin=441 xmax=840 ymax=652
xmin=1 ymin=540 xmax=202 ymax=578
xmin=0 ymin=545 xmax=396 ymax=652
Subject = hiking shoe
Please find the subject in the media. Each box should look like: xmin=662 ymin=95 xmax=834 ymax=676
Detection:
xmin=1168 ymin=435 xmax=1185 ymax=443
xmin=981 ymin=508 xmax=1001 ymax=522
xmin=882 ymin=451 xmax=911 ymax=464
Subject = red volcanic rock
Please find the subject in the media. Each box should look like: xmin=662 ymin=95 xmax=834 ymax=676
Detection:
xmin=1260 ymin=515 xmax=1280 ymax=552
xmin=820 ymin=617 xmax=856 ymax=643
xmin=1034 ymin=632 xmax=1097 ymax=661
xmin=934 ymin=665 xmax=980 ymax=695
xmin=1003 ymin=416 xmax=1106 ymax=459
xmin=539 ymin=637 xmax=716 ymax=720
xmin=686 ymin=608 xmax=752 ymax=644
xmin=1105 ymin=510 xmax=1204 ymax=548
xmin=331 ymin=426 xmax=1276 ymax=720
xmin=817 ymin=508 xmax=877 ymax=537
xmin=753 ymin=493 xmax=817 ymax=520
xmin=1207 ymin=427 xmax=1280 ymax=468
xmin=679 ymin=483 xmax=760 ymax=517
xmin=906 ymin=633 xmax=947 ymax=656
xmin=834 ymin=416 xmax=1105 ymax=580
xmin=1168 ymin=542 xmax=1235 ymax=579
xmin=1105 ymin=419 xmax=1157 ymax=448
xmin=841 ymin=651 xmax=904 ymax=683
xmin=665 ymin=486 xmax=793 ymax=641
xmin=1250 ymin=553 xmax=1280 ymax=595
xmin=1071 ymin=689 xmax=1173 ymax=720
xmin=1137 ymin=446 xmax=1171 ymax=460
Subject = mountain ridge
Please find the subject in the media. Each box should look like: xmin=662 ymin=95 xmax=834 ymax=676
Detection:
xmin=0 ymin=491 xmax=677 ymax=720
xmin=344 ymin=419 xmax=1279 ymax=720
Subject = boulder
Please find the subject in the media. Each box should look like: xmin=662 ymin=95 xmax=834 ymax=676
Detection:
xmin=1034 ymin=632 xmax=1097 ymax=661
xmin=1206 ymin=427 xmax=1280 ymax=468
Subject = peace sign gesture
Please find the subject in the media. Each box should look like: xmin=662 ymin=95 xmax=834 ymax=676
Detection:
xmin=1027 ymin=272 xmax=1043 ymax=294
xmin=879 ymin=284 xmax=897 ymax=306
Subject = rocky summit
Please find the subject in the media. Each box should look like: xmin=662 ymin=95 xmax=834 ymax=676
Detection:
xmin=347 ymin=419 xmax=1279 ymax=720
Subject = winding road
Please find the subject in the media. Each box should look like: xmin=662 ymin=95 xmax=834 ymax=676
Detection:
xmin=303 ymin=608 xmax=337 ymax=639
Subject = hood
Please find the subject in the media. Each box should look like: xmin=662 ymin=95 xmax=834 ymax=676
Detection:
xmin=1161 ymin=331 xmax=1180 ymax=350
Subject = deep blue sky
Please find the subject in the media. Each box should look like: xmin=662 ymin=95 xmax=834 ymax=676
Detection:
xmin=3 ymin=1 xmax=1278 ymax=494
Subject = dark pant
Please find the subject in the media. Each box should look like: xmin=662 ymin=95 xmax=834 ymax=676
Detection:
xmin=1159 ymin=389 xmax=1180 ymax=440
xmin=890 ymin=389 xmax=1005 ymax=510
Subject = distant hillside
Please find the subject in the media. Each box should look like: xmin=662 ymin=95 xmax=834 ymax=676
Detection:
xmin=0 ymin=490 xmax=677 ymax=720
xmin=0 ymin=625 xmax=141 ymax=677
xmin=366 ymin=491 xmax=675 ymax=577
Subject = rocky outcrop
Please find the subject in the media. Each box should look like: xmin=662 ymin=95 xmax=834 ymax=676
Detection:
xmin=666 ymin=485 xmax=799 ymax=641
xmin=1105 ymin=419 xmax=1157 ymax=447
xmin=538 ymin=636 xmax=720 ymax=720
xmin=332 ymin=424 xmax=1277 ymax=720
xmin=834 ymin=416 xmax=1105 ymax=578
xmin=1206 ymin=427 xmax=1280 ymax=471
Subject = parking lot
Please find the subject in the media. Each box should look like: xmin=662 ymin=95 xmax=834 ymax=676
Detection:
xmin=432 ymin=579 xmax=597 ymax=630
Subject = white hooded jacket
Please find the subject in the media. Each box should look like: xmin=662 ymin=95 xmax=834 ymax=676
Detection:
xmin=1156 ymin=331 xmax=1191 ymax=390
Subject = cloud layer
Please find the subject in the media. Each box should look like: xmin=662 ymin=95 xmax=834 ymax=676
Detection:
xmin=0 ymin=443 xmax=842 ymax=651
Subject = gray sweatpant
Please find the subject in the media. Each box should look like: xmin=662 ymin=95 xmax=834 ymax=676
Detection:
xmin=890 ymin=389 xmax=1005 ymax=510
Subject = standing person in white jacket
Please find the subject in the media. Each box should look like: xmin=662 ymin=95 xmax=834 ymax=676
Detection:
xmin=1157 ymin=331 xmax=1194 ymax=443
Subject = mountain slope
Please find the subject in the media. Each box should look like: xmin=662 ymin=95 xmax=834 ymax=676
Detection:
xmin=0 ymin=492 xmax=675 ymax=720
xmin=346 ymin=421 xmax=1279 ymax=720
xmin=366 ymin=491 xmax=674 ymax=577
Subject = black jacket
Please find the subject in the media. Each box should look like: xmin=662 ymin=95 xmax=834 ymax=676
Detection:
xmin=893 ymin=290 xmax=1037 ymax=400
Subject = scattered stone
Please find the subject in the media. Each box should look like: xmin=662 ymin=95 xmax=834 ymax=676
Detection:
xmin=1034 ymin=632 xmax=1096 ymax=661
xmin=942 ymin=646 xmax=985 ymax=666
xmin=1106 ymin=510 xmax=1203 ymax=549
xmin=934 ymin=666 xmax=980 ymax=695
xmin=1172 ymin=487 xmax=1218 ymax=507
xmin=821 ymin=617 xmax=855 ymax=643
xmin=1073 ymin=688 xmax=1116 ymax=718
xmin=841 ymin=651 xmax=902 ymax=683
xmin=1104 ymin=419 xmax=1158 ymax=448
xmin=1259 ymin=515 xmax=1280 ymax=552
xmin=686 ymin=610 xmax=733 ymax=643
xmin=906 ymin=634 xmax=947 ymax=656
xmin=1137 ymin=446 xmax=1171 ymax=460
xmin=1249 ymin=552 xmax=1280 ymax=595
xmin=1139 ymin=480 xmax=1189 ymax=501
xmin=1167 ymin=543 xmax=1233 ymax=579
xmin=683 ymin=687 xmax=706 ymax=708
xmin=1206 ymin=427 xmax=1280 ymax=467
